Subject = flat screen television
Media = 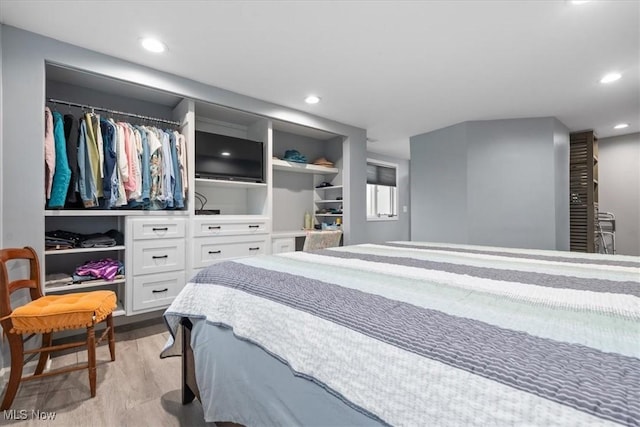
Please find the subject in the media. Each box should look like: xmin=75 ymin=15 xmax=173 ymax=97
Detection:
xmin=195 ymin=131 xmax=264 ymax=183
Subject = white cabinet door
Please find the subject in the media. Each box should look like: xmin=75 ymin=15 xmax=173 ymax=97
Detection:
xmin=272 ymin=237 xmax=296 ymax=254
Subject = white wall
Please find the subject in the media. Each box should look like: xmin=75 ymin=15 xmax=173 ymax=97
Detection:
xmin=410 ymin=117 xmax=569 ymax=250
xmin=598 ymin=132 xmax=640 ymax=256
xmin=365 ymin=151 xmax=411 ymax=243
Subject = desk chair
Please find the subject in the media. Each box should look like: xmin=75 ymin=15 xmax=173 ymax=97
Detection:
xmin=0 ymin=247 xmax=116 ymax=410
xmin=302 ymin=230 xmax=343 ymax=251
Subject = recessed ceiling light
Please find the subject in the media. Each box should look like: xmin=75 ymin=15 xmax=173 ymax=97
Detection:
xmin=614 ymin=123 xmax=629 ymax=129
xmin=600 ymin=72 xmax=621 ymax=84
xmin=221 ymin=151 xmax=231 ymax=156
xmin=305 ymin=95 xmax=321 ymax=104
xmin=570 ymin=1 xmax=590 ymax=4
xmin=140 ymin=37 xmax=166 ymax=53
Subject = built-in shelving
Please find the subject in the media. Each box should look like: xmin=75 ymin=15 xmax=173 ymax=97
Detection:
xmin=45 ymin=210 xmax=188 ymax=217
xmin=315 ymin=213 xmax=343 ymax=217
xmin=195 ymin=178 xmax=267 ymax=189
xmin=272 ymin=159 xmax=339 ymax=175
xmin=315 ymin=185 xmax=343 ymax=191
xmin=315 ymin=200 xmax=343 ymax=203
xmin=45 ymin=278 xmax=126 ymax=294
xmin=45 ymin=246 xmax=126 ymax=255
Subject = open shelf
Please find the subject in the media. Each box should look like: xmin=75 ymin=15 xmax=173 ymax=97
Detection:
xmin=45 ymin=210 xmax=188 ymax=217
xmin=195 ymin=178 xmax=267 ymax=189
xmin=273 ymin=159 xmax=339 ymax=175
xmin=315 ymin=200 xmax=343 ymax=203
xmin=314 ymin=185 xmax=343 ymax=190
xmin=45 ymin=278 xmax=126 ymax=293
xmin=315 ymin=213 xmax=343 ymax=217
xmin=45 ymin=246 xmax=126 ymax=255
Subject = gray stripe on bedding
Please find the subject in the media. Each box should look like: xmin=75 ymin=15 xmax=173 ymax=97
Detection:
xmin=382 ymin=242 xmax=640 ymax=268
xmin=193 ymin=262 xmax=639 ymax=426
xmin=320 ymin=249 xmax=640 ymax=297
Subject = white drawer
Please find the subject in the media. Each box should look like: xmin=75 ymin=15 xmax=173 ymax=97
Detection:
xmin=193 ymin=217 xmax=268 ymax=237
xmin=132 ymin=271 xmax=185 ymax=312
xmin=192 ymin=235 xmax=268 ymax=269
xmin=272 ymin=237 xmax=296 ymax=254
xmin=131 ymin=218 xmax=186 ymax=240
xmin=132 ymin=239 xmax=185 ymax=275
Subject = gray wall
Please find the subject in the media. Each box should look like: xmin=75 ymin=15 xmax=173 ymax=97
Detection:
xmin=599 ymin=132 xmax=640 ymax=256
xmin=410 ymin=117 xmax=569 ymax=250
xmin=365 ymin=152 xmax=411 ymax=243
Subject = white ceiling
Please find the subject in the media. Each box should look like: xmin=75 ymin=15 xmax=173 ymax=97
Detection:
xmin=1 ymin=0 xmax=638 ymax=159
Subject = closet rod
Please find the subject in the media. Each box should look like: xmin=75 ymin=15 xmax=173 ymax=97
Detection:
xmin=47 ymin=98 xmax=180 ymax=126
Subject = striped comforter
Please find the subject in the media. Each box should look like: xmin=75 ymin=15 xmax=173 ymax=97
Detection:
xmin=163 ymin=242 xmax=640 ymax=426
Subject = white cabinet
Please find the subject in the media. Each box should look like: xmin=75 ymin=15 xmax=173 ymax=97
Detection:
xmin=272 ymin=237 xmax=296 ymax=254
xmin=127 ymin=217 xmax=186 ymax=315
xmin=190 ymin=216 xmax=270 ymax=276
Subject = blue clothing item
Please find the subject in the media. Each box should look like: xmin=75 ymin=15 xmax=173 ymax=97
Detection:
xmin=48 ymin=112 xmax=72 ymax=208
xmin=161 ymin=131 xmax=174 ymax=209
xmin=169 ymin=131 xmax=184 ymax=209
xmin=135 ymin=126 xmax=151 ymax=206
xmin=77 ymin=119 xmax=99 ymax=208
xmin=283 ymin=149 xmax=307 ymax=163
xmin=100 ymin=118 xmax=117 ymax=208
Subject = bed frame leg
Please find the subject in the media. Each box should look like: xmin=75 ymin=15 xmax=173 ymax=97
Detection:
xmin=181 ymin=317 xmax=199 ymax=404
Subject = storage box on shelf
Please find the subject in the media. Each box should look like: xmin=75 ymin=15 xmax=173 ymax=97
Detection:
xmin=189 ymin=216 xmax=270 ymax=278
xmin=126 ymin=217 xmax=187 ymax=315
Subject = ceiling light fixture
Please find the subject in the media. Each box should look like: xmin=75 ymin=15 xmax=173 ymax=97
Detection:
xmin=305 ymin=95 xmax=321 ymax=104
xmin=570 ymin=1 xmax=590 ymax=4
xmin=221 ymin=151 xmax=231 ymax=156
xmin=140 ymin=37 xmax=166 ymax=53
xmin=614 ymin=123 xmax=629 ymax=129
xmin=600 ymin=72 xmax=621 ymax=84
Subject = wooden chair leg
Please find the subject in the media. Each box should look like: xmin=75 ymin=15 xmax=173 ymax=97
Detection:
xmin=1 ymin=333 xmax=25 ymax=410
xmin=87 ymin=325 xmax=96 ymax=398
xmin=34 ymin=332 xmax=52 ymax=375
xmin=106 ymin=314 xmax=115 ymax=361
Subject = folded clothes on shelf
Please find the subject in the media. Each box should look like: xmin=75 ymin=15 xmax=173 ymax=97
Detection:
xmin=44 ymin=272 xmax=73 ymax=287
xmin=74 ymin=258 xmax=124 ymax=282
xmin=45 ymin=229 xmax=124 ymax=250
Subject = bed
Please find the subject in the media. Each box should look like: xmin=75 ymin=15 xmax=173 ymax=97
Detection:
xmin=161 ymin=241 xmax=640 ymax=426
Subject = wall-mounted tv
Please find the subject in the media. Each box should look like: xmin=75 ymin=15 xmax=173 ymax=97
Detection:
xmin=195 ymin=131 xmax=264 ymax=183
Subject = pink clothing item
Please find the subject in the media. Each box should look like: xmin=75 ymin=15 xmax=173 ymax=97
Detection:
xmin=121 ymin=123 xmax=138 ymax=198
xmin=44 ymin=107 xmax=56 ymax=199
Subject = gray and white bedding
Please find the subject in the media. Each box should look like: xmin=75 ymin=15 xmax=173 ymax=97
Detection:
xmin=162 ymin=242 xmax=640 ymax=426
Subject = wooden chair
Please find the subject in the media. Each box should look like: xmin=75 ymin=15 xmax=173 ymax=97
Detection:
xmin=0 ymin=247 xmax=116 ymax=410
xmin=302 ymin=230 xmax=343 ymax=251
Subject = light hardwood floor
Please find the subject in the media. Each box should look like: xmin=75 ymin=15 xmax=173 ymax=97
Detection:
xmin=2 ymin=318 xmax=216 ymax=427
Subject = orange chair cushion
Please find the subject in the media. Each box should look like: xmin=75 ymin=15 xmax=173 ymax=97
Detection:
xmin=9 ymin=290 xmax=116 ymax=334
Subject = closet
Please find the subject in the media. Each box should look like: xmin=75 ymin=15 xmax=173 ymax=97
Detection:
xmin=43 ymin=64 xmax=191 ymax=316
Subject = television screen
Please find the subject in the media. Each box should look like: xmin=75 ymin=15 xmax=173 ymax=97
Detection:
xmin=195 ymin=131 xmax=264 ymax=183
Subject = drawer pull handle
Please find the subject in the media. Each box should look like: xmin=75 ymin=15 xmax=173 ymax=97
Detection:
xmin=249 ymin=247 xmax=260 ymax=251
xmin=152 ymin=255 xmax=169 ymax=259
xmin=152 ymin=288 xmax=169 ymax=294
xmin=152 ymin=227 xmax=168 ymax=231
xmin=208 ymin=250 xmax=222 ymax=254
xmin=248 ymin=225 xmax=260 ymax=229
xmin=208 ymin=226 xmax=221 ymax=230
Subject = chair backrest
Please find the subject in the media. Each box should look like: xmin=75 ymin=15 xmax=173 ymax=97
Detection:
xmin=0 ymin=247 xmax=43 ymax=321
xmin=302 ymin=230 xmax=342 ymax=252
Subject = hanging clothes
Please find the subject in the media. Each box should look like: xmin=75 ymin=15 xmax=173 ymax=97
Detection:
xmin=44 ymin=107 xmax=56 ymax=200
xmin=44 ymin=104 xmax=187 ymax=211
xmin=48 ymin=112 xmax=72 ymax=208
xmin=77 ymin=118 xmax=99 ymax=208
xmin=63 ymin=114 xmax=80 ymax=206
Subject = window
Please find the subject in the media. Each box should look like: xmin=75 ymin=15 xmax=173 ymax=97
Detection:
xmin=366 ymin=160 xmax=398 ymax=220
